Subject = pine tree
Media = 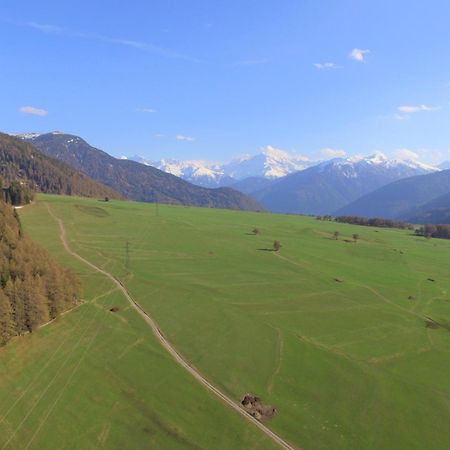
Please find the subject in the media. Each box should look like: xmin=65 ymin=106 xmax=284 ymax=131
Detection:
xmin=24 ymin=274 xmax=49 ymax=332
xmin=0 ymin=289 xmax=14 ymax=345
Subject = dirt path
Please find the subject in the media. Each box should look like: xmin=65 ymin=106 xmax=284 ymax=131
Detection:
xmin=46 ymin=204 xmax=297 ymax=450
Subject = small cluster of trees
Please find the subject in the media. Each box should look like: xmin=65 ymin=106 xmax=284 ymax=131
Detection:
xmin=415 ymin=224 xmax=450 ymax=240
xmin=250 ymin=228 xmax=282 ymax=251
xmin=0 ymin=177 xmax=34 ymax=206
xmin=333 ymin=231 xmax=359 ymax=242
xmin=0 ymin=201 xmax=80 ymax=345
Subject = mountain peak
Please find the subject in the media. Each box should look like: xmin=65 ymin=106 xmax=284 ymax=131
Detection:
xmin=261 ymin=145 xmax=290 ymax=159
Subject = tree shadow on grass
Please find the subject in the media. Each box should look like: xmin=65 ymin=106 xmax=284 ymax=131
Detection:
xmin=257 ymin=248 xmax=275 ymax=252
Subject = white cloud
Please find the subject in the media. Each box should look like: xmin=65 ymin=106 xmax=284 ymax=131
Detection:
xmin=137 ymin=108 xmax=157 ymax=113
xmin=321 ymin=148 xmax=346 ymax=158
xmin=349 ymin=48 xmax=370 ymax=62
xmin=397 ymin=104 xmax=438 ymax=113
xmin=175 ymin=135 xmax=194 ymax=142
xmin=19 ymin=106 xmax=48 ymax=116
xmin=314 ymin=62 xmax=339 ymax=70
xmin=394 ymin=149 xmax=419 ymax=160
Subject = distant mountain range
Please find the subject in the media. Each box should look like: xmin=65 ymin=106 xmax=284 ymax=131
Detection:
xmin=337 ymin=169 xmax=450 ymax=221
xmin=12 ymin=131 xmax=450 ymax=222
xmin=17 ymin=132 xmax=263 ymax=211
xmin=127 ymin=146 xmax=315 ymax=188
xmin=0 ymin=133 xmax=121 ymax=199
xmin=251 ymin=153 xmax=438 ymax=215
xmin=126 ymin=148 xmax=442 ymax=216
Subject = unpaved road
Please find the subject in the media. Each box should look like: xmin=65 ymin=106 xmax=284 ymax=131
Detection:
xmin=46 ymin=204 xmax=297 ymax=450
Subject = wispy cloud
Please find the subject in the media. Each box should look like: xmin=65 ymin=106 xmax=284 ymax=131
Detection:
xmin=393 ymin=148 xmax=419 ymax=160
xmin=28 ymin=22 xmax=64 ymax=33
xmin=397 ymin=104 xmax=439 ymax=113
xmin=175 ymin=135 xmax=194 ymax=142
xmin=314 ymin=62 xmax=339 ymax=70
xmin=137 ymin=108 xmax=157 ymax=113
xmin=393 ymin=113 xmax=410 ymax=121
xmin=19 ymin=106 xmax=48 ymax=116
xmin=321 ymin=148 xmax=346 ymax=158
xmin=349 ymin=48 xmax=370 ymax=62
xmin=391 ymin=148 xmax=450 ymax=165
xmin=23 ymin=21 xmax=202 ymax=63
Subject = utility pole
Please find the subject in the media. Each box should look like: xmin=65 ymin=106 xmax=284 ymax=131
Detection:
xmin=125 ymin=240 xmax=130 ymax=271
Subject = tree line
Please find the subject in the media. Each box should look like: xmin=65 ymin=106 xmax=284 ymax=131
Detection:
xmin=0 ymin=201 xmax=80 ymax=345
xmin=317 ymin=215 xmax=413 ymax=230
xmin=415 ymin=224 xmax=450 ymax=240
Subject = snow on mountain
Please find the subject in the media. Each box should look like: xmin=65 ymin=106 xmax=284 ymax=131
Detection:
xmin=128 ymin=156 xmax=232 ymax=188
xmin=126 ymin=146 xmax=314 ymax=188
xmin=252 ymin=152 xmax=439 ymax=216
xmin=11 ymin=132 xmax=42 ymax=140
xmin=439 ymin=161 xmax=450 ymax=170
xmin=317 ymin=152 xmax=438 ymax=178
xmin=222 ymin=146 xmax=313 ymax=179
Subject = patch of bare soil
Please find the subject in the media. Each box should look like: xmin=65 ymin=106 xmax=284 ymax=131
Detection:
xmin=241 ymin=394 xmax=276 ymax=421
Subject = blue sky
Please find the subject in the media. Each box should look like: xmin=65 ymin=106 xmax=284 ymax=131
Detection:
xmin=1 ymin=0 xmax=449 ymax=164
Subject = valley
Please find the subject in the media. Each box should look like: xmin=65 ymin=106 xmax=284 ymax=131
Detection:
xmin=1 ymin=195 xmax=449 ymax=449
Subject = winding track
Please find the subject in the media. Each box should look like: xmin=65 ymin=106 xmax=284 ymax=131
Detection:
xmin=46 ymin=204 xmax=297 ymax=450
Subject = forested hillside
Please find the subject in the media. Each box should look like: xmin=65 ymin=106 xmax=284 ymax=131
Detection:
xmin=0 ymin=201 xmax=80 ymax=345
xmin=0 ymin=133 xmax=121 ymax=200
xmin=23 ymin=132 xmax=264 ymax=211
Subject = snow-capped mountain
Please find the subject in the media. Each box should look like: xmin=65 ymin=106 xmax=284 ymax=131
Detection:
xmin=221 ymin=146 xmax=313 ymax=179
xmin=127 ymin=146 xmax=314 ymax=188
xmin=251 ymin=152 xmax=439 ymax=215
xmin=316 ymin=152 xmax=439 ymax=178
xmin=127 ymin=156 xmax=234 ymax=188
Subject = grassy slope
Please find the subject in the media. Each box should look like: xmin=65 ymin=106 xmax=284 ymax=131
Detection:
xmin=4 ymin=194 xmax=450 ymax=449
xmin=0 ymin=198 xmax=277 ymax=450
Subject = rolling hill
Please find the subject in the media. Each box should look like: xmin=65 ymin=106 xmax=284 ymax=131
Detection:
xmin=0 ymin=133 xmax=121 ymax=199
xmin=20 ymin=132 xmax=263 ymax=211
xmin=337 ymin=169 xmax=450 ymax=220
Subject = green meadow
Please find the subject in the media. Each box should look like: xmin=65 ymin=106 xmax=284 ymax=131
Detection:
xmin=2 ymin=194 xmax=450 ymax=449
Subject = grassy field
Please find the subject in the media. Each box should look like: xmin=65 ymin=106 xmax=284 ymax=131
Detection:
xmin=0 ymin=197 xmax=278 ymax=450
xmin=2 ymin=194 xmax=450 ymax=449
